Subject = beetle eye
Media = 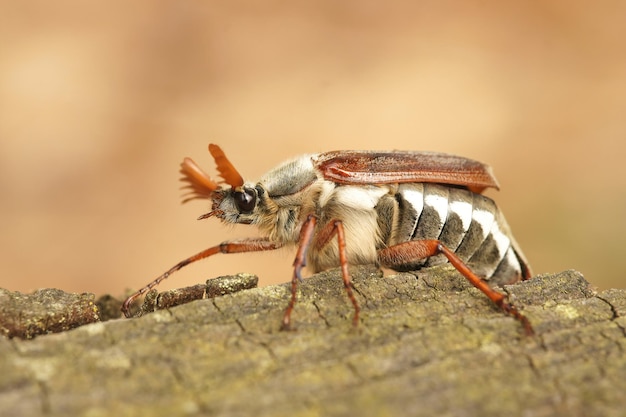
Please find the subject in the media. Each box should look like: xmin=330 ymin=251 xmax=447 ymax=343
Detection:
xmin=233 ymin=187 xmax=256 ymax=213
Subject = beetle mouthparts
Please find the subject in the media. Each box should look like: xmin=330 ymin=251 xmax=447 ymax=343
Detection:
xmin=197 ymin=209 xmax=224 ymax=220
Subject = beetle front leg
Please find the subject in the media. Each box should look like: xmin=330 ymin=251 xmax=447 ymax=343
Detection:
xmin=378 ymin=240 xmax=534 ymax=335
xmin=122 ymin=238 xmax=281 ymax=318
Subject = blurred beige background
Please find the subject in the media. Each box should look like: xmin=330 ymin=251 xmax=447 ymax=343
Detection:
xmin=1 ymin=1 xmax=624 ymax=296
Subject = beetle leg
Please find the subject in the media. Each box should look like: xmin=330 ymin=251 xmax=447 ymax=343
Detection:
xmin=378 ymin=240 xmax=534 ymax=335
xmin=313 ymin=219 xmax=359 ymax=327
xmin=282 ymin=216 xmax=359 ymax=330
xmin=282 ymin=214 xmax=317 ymax=330
xmin=320 ymin=219 xmax=359 ymax=327
xmin=122 ymin=238 xmax=281 ymax=318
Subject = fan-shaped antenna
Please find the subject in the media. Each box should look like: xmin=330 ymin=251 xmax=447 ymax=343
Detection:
xmin=179 ymin=157 xmax=219 ymax=203
xmin=208 ymin=144 xmax=244 ymax=188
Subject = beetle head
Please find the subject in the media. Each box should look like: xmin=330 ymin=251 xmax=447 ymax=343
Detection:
xmin=180 ymin=144 xmax=261 ymax=224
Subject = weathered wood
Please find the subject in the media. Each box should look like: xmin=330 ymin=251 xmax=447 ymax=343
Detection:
xmin=0 ymin=288 xmax=100 ymax=339
xmin=0 ymin=273 xmax=260 ymax=337
xmin=1 ymin=265 xmax=625 ymax=417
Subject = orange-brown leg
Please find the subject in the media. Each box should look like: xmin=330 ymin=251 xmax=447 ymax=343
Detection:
xmin=282 ymin=217 xmax=359 ymax=329
xmin=122 ymin=238 xmax=281 ymax=317
xmin=378 ymin=240 xmax=534 ymax=335
xmin=281 ymin=214 xmax=317 ymax=330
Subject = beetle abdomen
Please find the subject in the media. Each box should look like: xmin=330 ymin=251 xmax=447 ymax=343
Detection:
xmin=376 ymin=183 xmax=526 ymax=285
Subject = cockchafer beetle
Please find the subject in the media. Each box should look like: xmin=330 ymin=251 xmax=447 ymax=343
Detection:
xmin=122 ymin=144 xmax=533 ymax=334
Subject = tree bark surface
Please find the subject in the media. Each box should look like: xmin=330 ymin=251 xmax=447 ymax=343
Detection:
xmin=1 ymin=265 xmax=625 ymax=417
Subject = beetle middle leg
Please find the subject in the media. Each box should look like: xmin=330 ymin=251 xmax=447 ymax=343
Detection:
xmin=378 ymin=240 xmax=534 ymax=335
xmin=282 ymin=216 xmax=359 ymax=330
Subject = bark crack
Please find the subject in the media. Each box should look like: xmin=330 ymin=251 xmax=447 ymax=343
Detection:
xmin=312 ymin=301 xmax=331 ymax=327
xmin=595 ymin=294 xmax=626 ymax=337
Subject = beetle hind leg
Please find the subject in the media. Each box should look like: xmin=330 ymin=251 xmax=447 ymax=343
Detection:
xmin=378 ymin=240 xmax=533 ymax=335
